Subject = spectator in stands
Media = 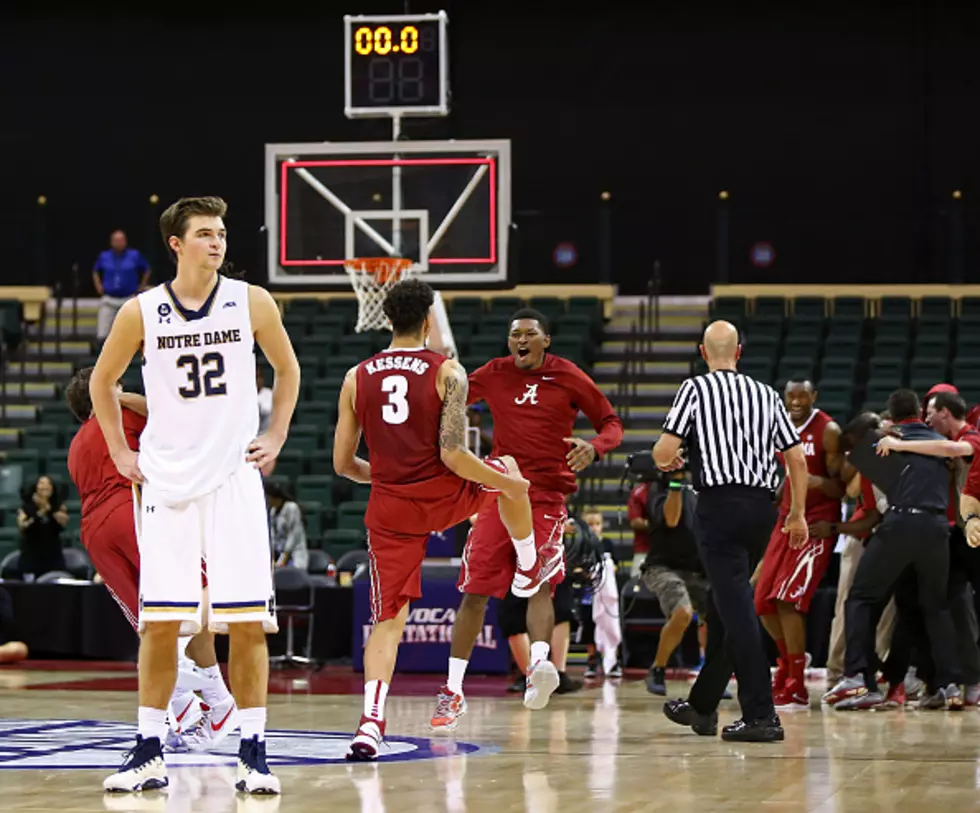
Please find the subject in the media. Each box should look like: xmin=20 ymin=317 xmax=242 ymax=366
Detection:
xmin=640 ymin=469 xmax=707 ymax=695
xmin=265 ymin=481 xmax=308 ymax=570
xmin=92 ymin=230 xmax=151 ymax=340
xmin=0 ymin=587 xmax=28 ymax=664
xmin=257 ymin=368 xmax=274 ymax=435
xmin=16 ymin=476 xmax=68 ymax=581
xmin=627 ymin=477 xmax=652 ymax=576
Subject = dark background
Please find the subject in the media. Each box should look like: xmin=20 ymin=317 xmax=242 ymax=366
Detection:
xmin=2 ymin=2 xmax=979 ymax=294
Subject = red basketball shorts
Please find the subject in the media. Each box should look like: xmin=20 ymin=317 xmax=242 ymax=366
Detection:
xmin=82 ymin=500 xmax=141 ymax=631
xmin=82 ymin=493 xmax=209 ymax=632
xmin=365 ymin=459 xmax=508 ymax=624
xmin=457 ymin=490 xmax=567 ymax=600
xmin=754 ymin=512 xmax=835 ymax=615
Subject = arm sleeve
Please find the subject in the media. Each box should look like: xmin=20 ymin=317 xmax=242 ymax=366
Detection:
xmin=662 ymin=379 xmax=697 ymax=439
xmin=570 ymin=366 xmax=623 ymax=458
xmin=771 ymin=391 xmax=801 ymax=452
xmin=963 ymin=435 xmax=980 ymax=499
xmin=466 ymin=362 xmax=491 ymax=406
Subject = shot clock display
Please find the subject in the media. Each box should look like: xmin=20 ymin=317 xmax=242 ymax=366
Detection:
xmin=344 ymin=11 xmax=449 ymax=118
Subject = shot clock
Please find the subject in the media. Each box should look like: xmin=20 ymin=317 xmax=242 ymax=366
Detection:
xmin=344 ymin=11 xmax=450 ymax=118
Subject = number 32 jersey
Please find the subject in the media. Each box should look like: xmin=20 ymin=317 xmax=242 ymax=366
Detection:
xmin=137 ymin=276 xmax=259 ymax=504
xmin=355 ymin=346 xmax=461 ymax=502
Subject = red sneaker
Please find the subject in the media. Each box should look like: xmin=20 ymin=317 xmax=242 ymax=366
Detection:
xmin=772 ymin=658 xmax=788 ymax=695
xmin=511 ymin=542 xmax=564 ymax=598
xmin=346 ymin=715 xmax=386 ymax=761
xmin=430 ymin=686 xmax=467 ymax=732
xmin=774 ymin=677 xmax=810 ymax=710
xmin=879 ymin=682 xmax=906 ymax=709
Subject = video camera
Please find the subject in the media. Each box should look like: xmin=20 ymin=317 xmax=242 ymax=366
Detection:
xmin=624 ymin=451 xmax=688 ymax=489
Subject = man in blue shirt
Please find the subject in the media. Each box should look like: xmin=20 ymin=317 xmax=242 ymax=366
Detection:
xmin=92 ymin=230 xmax=151 ymax=339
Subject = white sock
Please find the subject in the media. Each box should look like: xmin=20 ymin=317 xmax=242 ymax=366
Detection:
xmin=364 ymin=680 xmax=389 ymax=721
xmin=238 ymin=707 xmax=267 ymax=741
xmin=447 ymin=657 xmax=469 ymax=696
xmin=199 ymin=664 xmax=233 ymax=707
xmin=137 ymin=706 xmax=169 ymax=743
xmin=513 ymin=533 xmax=536 ymax=571
xmin=530 ymin=641 xmax=550 ymax=667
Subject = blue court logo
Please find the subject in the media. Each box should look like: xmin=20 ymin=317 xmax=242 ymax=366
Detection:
xmin=0 ymin=720 xmax=484 ymax=769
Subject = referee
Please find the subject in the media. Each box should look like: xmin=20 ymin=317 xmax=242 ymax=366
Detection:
xmin=653 ymin=321 xmax=809 ymax=743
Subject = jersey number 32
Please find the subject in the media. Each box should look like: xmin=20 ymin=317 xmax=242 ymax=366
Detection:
xmin=381 ymin=374 xmax=409 ymax=425
xmin=176 ymin=352 xmax=227 ymax=399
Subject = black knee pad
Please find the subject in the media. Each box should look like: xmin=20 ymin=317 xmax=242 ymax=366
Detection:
xmin=497 ymin=591 xmax=528 ymax=637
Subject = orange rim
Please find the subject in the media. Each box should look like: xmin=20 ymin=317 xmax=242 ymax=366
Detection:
xmin=344 ymin=257 xmax=412 ymax=284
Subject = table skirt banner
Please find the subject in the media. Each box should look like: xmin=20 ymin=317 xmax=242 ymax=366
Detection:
xmin=352 ymin=578 xmax=509 ymax=674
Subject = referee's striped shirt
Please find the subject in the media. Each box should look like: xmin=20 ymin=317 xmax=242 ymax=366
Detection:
xmin=662 ymin=370 xmax=801 ymax=491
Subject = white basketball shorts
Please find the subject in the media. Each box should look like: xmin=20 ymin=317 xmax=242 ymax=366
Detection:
xmin=135 ymin=463 xmax=277 ymax=635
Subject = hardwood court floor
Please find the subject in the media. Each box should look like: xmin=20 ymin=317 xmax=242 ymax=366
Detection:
xmin=2 ymin=665 xmax=979 ymax=813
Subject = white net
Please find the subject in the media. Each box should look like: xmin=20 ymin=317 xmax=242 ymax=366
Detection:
xmin=343 ymin=258 xmax=416 ymax=332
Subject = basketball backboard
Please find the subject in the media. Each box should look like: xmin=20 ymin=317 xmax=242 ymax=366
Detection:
xmin=264 ymin=139 xmax=511 ymax=286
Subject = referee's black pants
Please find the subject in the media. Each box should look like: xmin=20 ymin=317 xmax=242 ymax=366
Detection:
xmin=687 ymin=485 xmax=776 ymax=723
xmin=844 ymin=512 xmax=961 ymax=690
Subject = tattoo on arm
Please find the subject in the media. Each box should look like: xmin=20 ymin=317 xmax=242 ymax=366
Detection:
xmin=439 ymin=367 xmax=469 ymax=450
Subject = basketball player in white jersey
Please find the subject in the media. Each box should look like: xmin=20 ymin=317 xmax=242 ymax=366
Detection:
xmin=91 ymin=197 xmax=300 ymax=795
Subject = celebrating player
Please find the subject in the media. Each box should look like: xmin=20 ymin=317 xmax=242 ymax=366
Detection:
xmin=754 ymin=379 xmax=844 ymax=709
xmin=333 ymin=279 xmax=535 ymax=762
xmin=92 ymin=196 xmax=300 ymax=794
xmin=66 ymin=367 xmax=237 ymax=751
xmin=430 ymin=308 xmax=623 ymax=730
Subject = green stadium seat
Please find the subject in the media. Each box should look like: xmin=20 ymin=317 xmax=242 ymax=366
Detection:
xmin=793 ymin=297 xmax=826 ymax=319
xmin=486 ymin=298 xmax=525 ymax=318
xmin=340 ymin=336 xmax=374 ymax=358
xmin=916 ymin=336 xmax=950 ymax=360
xmin=6 ymin=450 xmax=40 ymax=483
xmin=953 ymin=359 xmax=980 ymax=381
xmin=65 ymin=499 xmax=82 ymax=534
xmin=778 ymin=356 xmax=815 ymax=380
xmin=550 ymin=335 xmax=590 ymax=362
xmin=867 ymin=356 xmax=907 ymax=384
xmin=321 ymin=529 xmax=364 ymax=558
xmin=274 ymin=449 xmax=306 ymax=481
xmin=783 ymin=335 xmax=819 ymax=358
xmin=468 ymin=336 xmax=507 ymax=360
xmin=817 ymin=377 xmax=855 ymax=393
xmin=528 ymin=297 xmax=564 ymax=316
xmin=955 ymin=340 xmax=980 ymax=361
xmin=872 ymin=335 xmax=909 ymax=357
xmin=710 ymin=297 xmax=747 ymax=321
xmin=879 ymin=297 xmax=912 ymax=319
xmin=309 ymin=379 xmax=343 ymax=403
xmin=450 ymin=297 xmax=484 ymax=316
xmin=834 ymin=297 xmax=866 ymax=319
xmin=825 ymin=335 xmax=861 ymax=357
xmin=299 ymin=502 xmax=323 ymax=537
xmin=865 ymin=384 xmax=900 ymax=407
xmin=567 ymin=297 xmax=603 ymax=318
xmin=295 ymin=475 xmax=335 ymax=504
xmin=559 ymin=313 xmax=600 ymax=338
xmin=921 ymin=297 xmax=952 ymax=319
xmin=0 ymin=527 xmax=19 ymax=549
xmin=961 ymin=298 xmax=980 ymax=319
xmin=918 ymin=319 xmax=951 ymax=339
xmin=744 ymin=316 xmax=783 ymax=339
xmin=286 ymin=299 xmax=320 ymax=318
xmin=875 ymin=322 xmax=913 ymax=341
xmin=827 ymin=315 xmax=864 ymax=336
xmin=754 ymin=297 xmax=785 ymax=318
xmin=294 ymin=400 xmax=335 ymax=427
xmin=349 ymin=484 xmax=371 ymax=503
xmin=740 ymin=358 xmax=773 ymax=382
xmin=323 ymin=356 xmax=359 ymax=379
xmin=818 ymin=395 xmax=852 ymax=419
xmin=263 ymin=473 xmax=293 ymax=493
xmin=336 ymin=501 xmax=368 ymax=532
xmin=821 ymin=358 xmax=857 ymax=380
xmin=284 ymin=436 xmax=318 ymax=456
xmin=910 ymin=374 xmax=942 ymax=393
xmin=307 ymin=454 xmax=335 ymax=477
xmin=21 ymin=425 xmax=62 ymax=453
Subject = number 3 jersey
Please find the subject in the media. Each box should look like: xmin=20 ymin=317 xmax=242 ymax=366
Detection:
xmin=137 ymin=276 xmax=259 ymax=504
xmin=355 ymin=346 xmax=462 ymax=502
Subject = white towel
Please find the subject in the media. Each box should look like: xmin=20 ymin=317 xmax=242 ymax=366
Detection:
xmin=592 ymin=554 xmax=622 ymax=674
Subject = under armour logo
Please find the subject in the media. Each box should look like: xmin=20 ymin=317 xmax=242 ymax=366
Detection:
xmin=515 ymin=384 xmax=539 ymax=405
xmin=146 ymin=505 xmax=155 ymax=513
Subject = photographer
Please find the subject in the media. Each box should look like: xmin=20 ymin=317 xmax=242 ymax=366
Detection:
xmin=641 ymin=468 xmax=708 ymax=696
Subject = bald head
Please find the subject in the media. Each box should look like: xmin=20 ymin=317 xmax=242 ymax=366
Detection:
xmin=701 ymin=320 xmax=740 ymax=367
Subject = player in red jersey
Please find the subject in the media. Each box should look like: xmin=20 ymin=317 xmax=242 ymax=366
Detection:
xmin=65 ymin=367 xmax=237 ymax=750
xmin=333 ymin=279 xmax=535 ymax=762
xmin=430 ymin=308 xmax=623 ymax=729
xmin=754 ymin=378 xmax=844 ymax=710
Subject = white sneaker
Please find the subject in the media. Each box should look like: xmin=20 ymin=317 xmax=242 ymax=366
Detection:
xmin=183 ymin=697 xmax=239 ymax=752
xmin=167 ymin=691 xmax=203 ymax=735
xmin=236 ymin=736 xmax=281 ymax=795
xmin=103 ymin=736 xmax=169 ymax=793
xmin=523 ymin=660 xmax=560 ymax=710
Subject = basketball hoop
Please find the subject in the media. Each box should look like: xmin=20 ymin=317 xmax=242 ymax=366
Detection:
xmin=343 ymin=257 xmax=416 ymax=332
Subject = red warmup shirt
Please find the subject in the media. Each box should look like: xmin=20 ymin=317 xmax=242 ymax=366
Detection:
xmin=468 ymin=354 xmax=624 ymax=495
xmin=776 ymin=408 xmax=841 ymax=522
xmin=67 ymin=408 xmax=146 ymax=541
xmin=627 ymin=481 xmax=651 ymax=554
xmin=954 ymin=424 xmax=980 ymax=505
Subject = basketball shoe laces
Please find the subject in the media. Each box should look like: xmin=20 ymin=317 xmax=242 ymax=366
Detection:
xmin=435 ymin=689 xmax=461 ymax=718
xmin=118 ymin=735 xmax=159 ymax=771
xmin=241 ymin=737 xmax=272 ymax=775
